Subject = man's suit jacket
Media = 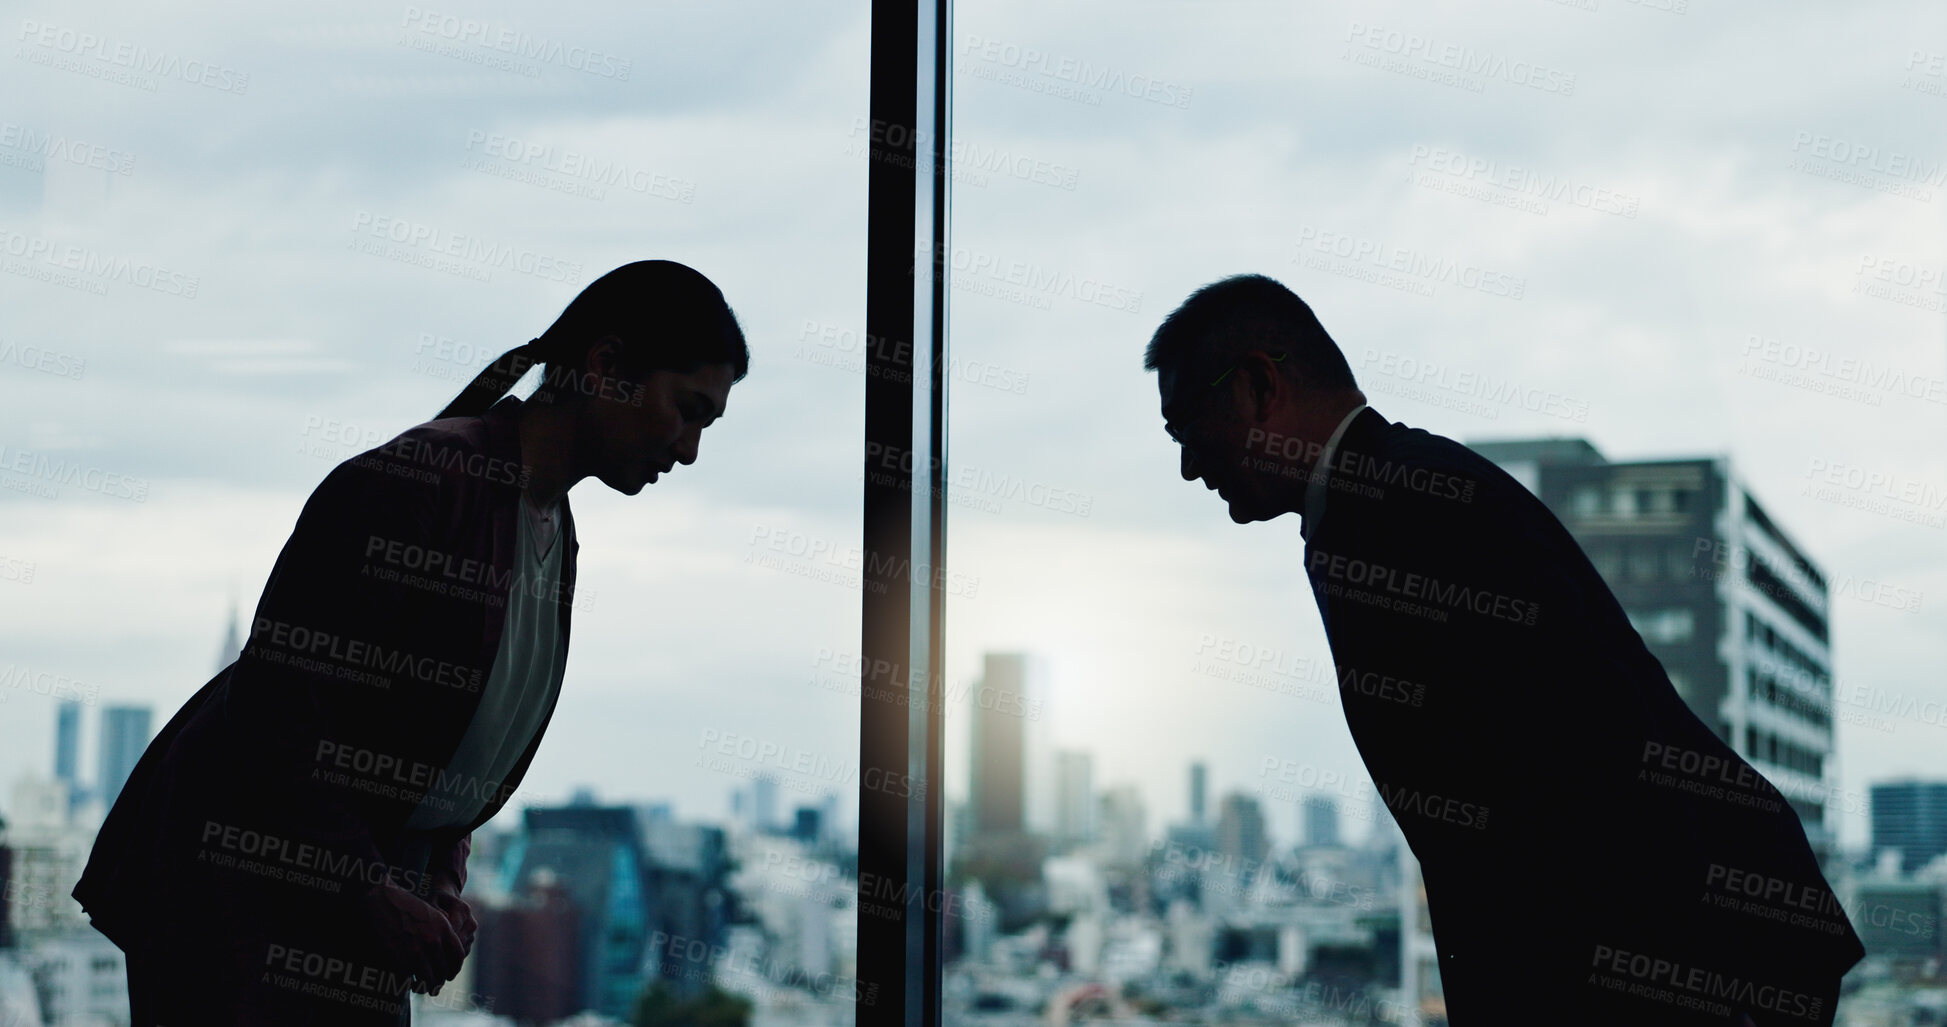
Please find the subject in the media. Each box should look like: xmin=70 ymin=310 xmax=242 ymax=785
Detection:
xmin=74 ymin=395 xmax=577 ymax=984
xmin=1304 ymin=407 xmax=1862 ymax=1026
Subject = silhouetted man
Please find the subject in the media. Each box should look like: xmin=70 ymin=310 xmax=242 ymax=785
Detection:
xmin=1148 ymin=274 xmax=1863 ymax=1026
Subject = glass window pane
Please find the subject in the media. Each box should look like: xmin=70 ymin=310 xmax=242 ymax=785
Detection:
xmin=943 ymin=3 xmax=1904 ymax=1022
xmin=2 ymin=3 xmax=868 ymax=1023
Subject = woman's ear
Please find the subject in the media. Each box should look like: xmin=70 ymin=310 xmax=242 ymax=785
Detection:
xmin=582 ymin=334 xmax=628 ymax=380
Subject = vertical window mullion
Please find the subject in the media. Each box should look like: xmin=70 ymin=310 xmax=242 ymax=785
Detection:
xmin=859 ymin=1 xmax=950 ymax=1025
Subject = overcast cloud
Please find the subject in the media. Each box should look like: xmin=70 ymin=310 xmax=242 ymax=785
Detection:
xmin=1 ymin=0 xmax=1941 ymax=854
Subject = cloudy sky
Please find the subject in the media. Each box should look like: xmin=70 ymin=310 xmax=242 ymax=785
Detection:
xmin=0 ymin=0 xmax=1941 ymax=857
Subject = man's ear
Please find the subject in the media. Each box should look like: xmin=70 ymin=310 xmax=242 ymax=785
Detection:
xmin=1239 ymin=351 xmax=1284 ymax=423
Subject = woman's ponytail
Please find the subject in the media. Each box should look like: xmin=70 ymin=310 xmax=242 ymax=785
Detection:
xmin=430 ymin=260 xmax=748 ymax=422
xmin=434 ymin=338 xmax=545 ymax=420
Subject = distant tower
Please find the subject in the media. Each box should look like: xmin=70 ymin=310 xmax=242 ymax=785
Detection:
xmin=1302 ymin=795 xmax=1341 ymax=848
xmin=1215 ymin=792 xmax=1268 ymax=865
xmin=751 ymin=775 xmax=779 ymax=834
xmin=96 ymin=707 xmax=152 ymax=809
xmin=1873 ymin=780 xmax=1947 ymax=875
xmin=1189 ymin=762 xmax=1208 ymax=825
xmin=968 ymin=653 xmax=1030 ymax=834
xmin=1054 ymin=750 xmax=1096 ymax=847
xmin=216 ymin=591 xmax=242 ymax=673
xmin=54 ymin=700 xmax=84 ymax=816
xmin=1097 ymin=785 xmax=1149 ymax=868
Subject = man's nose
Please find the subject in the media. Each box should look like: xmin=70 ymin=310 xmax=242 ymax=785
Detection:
xmin=672 ymin=424 xmax=704 ymax=465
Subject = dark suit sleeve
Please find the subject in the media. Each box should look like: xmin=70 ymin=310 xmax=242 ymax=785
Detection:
xmin=217 ymin=451 xmax=451 ymax=906
xmin=429 ymin=832 xmax=471 ymax=894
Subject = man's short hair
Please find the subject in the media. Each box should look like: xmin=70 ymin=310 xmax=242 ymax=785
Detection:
xmin=1144 ymin=274 xmax=1357 ymax=391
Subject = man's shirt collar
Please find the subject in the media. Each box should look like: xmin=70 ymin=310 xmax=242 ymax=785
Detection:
xmin=1300 ymin=403 xmax=1368 ymax=542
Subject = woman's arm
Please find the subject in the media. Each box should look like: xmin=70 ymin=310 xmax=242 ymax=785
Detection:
xmin=221 ymin=446 xmax=453 ymax=905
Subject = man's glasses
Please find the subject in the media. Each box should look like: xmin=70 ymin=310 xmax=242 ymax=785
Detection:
xmin=1164 ymin=350 xmax=1287 ymax=448
xmin=1207 ymin=349 xmax=1284 ymax=387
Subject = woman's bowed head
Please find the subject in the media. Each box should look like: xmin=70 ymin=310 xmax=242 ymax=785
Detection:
xmin=437 ymin=259 xmax=751 ymax=506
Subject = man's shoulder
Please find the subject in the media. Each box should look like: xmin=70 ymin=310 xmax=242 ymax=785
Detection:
xmin=1335 ymin=409 xmax=1544 ymax=523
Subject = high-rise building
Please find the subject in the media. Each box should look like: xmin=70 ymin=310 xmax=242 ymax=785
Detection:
xmin=1872 ymin=780 xmax=1947 ymax=875
xmin=1167 ymin=759 xmax=1217 ymax=856
xmin=1472 ymin=439 xmax=1837 ymax=851
xmin=1097 ymin=785 xmax=1148 ymax=868
xmin=4 ymin=777 xmax=90 ymax=940
xmin=751 ymin=774 xmax=780 ymax=835
xmin=1053 ymin=750 xmax=1095 ymax=848
xmin=1302 ymin=794 xmax=1340 ymax=848
xmin=0 ymin=813 xmax=11 ymax=950
xmin=19 ymin=931 xmax=127 ymax=1025
xmin=968 ymin=653 xmax=1030 ymax=834
xmin=216 ymin=594 xmax=242 ymax=673
xmin=637 ymin=817 xmax=732 ymax=998
xmin=1849 ymin=877 xmax=1944 ymax=959
xmin=53 ymin=700 xmax=83 ymax=817
xmin=1215 ymin=792 xmax=1268 ymax=865
xmin=791 ymin=806 xmax=822 ymax=846
xmin=96 ymin=706 xmax=151 ymax=810
xmin=475 ymin=868 xmax=581 ymax=1022
xmin=1400 ymin=854 xmax=1444 ymax=1023
xmin=499 ymin=804 xmax=652 ymax=1018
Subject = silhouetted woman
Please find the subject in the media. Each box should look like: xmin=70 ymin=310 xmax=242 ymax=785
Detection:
xmin=75 ymin=260 xmax=749 ymax=1025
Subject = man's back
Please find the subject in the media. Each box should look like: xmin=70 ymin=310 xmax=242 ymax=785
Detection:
xmin=1304 ymin=407 xmax=1862 ymax=1024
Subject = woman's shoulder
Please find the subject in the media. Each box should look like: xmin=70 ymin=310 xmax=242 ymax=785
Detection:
xmin=338 ymin=400 xmax=530 ymax=497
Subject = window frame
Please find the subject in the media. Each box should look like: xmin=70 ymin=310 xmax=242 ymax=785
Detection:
xmin=856 ymin=1 xmax=952 ymax=1024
